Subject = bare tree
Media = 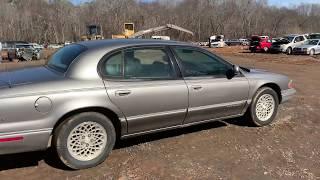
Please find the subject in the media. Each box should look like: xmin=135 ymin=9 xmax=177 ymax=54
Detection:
xmin=0 ymin=0 xmax=320 ymax=43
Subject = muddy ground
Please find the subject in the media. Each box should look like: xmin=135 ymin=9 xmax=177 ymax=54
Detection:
xmin=0 ymin=46 xmax=319 ymax=180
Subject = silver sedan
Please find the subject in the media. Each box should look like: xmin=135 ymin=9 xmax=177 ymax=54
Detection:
xmin=293 ymin=39 xmax=320 ymax=56
xmin=0 ymin=39 xmax=296 ymax=169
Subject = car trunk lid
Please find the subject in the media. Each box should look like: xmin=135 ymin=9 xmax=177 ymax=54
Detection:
xmin=0 ymin=66 xmax=62 ymax=88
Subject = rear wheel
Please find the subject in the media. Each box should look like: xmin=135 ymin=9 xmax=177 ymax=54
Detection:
xmin=53 ymin=112 xmax=116 ymax=169
xmin=245 ymin=87 xmax=279 ymax=126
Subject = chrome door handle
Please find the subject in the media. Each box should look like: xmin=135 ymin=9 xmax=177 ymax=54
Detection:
xmin=115 ymin=90 xmax=131 ymax=96
xmin=191 ymin=85 xmax=202 ymax=90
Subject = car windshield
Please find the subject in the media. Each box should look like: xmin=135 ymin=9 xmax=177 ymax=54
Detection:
xmin=283 ymin=36 xmax=294 ymax=42
xmin=307 ymin=40 xmax=319 ymax=45
xmin=47 ymin=44 xmax=87 ymax=73
xmin=308 ymin=34 xmax=320 ymax=39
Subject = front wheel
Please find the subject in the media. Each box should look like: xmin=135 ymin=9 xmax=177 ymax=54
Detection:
xmin=53 ymin=112 xmax=116 ymax=169
xmin=310 ymin=49 xmax=315 ymax=56
xmin=245 ymin=87 xmax=279 ymax=126
xmin=286 ymin=47 xmax=292 ymax=55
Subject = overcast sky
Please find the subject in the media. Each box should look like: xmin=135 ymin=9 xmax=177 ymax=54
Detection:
xmin=71 ymin=0 xmax=320 ymax=7
xmin=269 ymin=0 xmax=320 ymax=7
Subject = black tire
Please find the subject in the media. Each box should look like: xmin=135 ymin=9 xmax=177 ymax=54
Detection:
xmin=286 ymin=47 xmax=292 ymax=55
xmin=245 ymin=87 xmax=279 ymax=126
xmin=53 ymin=112 xmax=116 ymax=170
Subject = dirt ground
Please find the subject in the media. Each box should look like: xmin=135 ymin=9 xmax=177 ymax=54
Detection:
xmin=0 ymin=46 xmax=319 ymax=180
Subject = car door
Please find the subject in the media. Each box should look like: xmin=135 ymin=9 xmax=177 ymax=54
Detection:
xmin=293 ymin=36 xmax=305 ymax=48
xmin=100 ymin=46 xmax=188 ymax=134
xmin=171 ymin=46 xmax=249 ymax=124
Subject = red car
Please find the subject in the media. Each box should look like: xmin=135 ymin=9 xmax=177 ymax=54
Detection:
xmin=249 ymin=36 xmax=272 ymax=52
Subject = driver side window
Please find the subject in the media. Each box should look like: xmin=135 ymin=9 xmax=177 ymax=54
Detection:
xmin=173 ymin=47 xmax=231 ymax=78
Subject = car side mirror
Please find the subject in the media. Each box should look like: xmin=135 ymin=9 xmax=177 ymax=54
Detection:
xmin=226 ymin=65 xmax=240 ymax=79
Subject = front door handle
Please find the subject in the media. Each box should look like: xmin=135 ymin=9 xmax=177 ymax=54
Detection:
xmin=115 ymin=90 xmax=131 ymax=96
xmin=191 ymin=85 xmax=202 ymax=90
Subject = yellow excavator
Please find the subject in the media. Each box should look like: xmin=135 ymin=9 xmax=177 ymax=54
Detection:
xmin=81 ymin=25 xmax=104 ymax=41
xmin=112 ymin=23 xmax=135 ymax=39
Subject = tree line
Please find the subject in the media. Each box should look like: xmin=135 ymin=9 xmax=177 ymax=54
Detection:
xmin=0 ymin=0 xmax=320 ymax=43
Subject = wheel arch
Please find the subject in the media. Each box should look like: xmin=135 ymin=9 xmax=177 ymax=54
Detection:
xmin=259 ymin=83 xmax=282 ymax=103
xmin=52 ymin=107 xmax=125 ymax=140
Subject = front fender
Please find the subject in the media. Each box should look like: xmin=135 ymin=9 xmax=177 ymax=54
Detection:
xmin=245 ymin=71 xmax=290 ymax=103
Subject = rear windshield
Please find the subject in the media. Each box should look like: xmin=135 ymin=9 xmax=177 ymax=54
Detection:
xmin=47 ymin=44 xmax=87 ymax=73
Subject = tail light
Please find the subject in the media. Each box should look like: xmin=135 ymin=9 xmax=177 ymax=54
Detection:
xmin=288 ymin=80 xmax=294 ymax=89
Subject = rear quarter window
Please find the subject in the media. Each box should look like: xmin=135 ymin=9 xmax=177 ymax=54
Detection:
xmin=48 ymin=44 xmax=87 ymax=73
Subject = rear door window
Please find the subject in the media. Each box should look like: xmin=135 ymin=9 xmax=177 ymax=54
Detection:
xmin=124 ymin=48 xmax=175 ymax=79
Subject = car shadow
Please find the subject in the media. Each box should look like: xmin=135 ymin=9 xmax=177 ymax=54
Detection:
xmin=115 ymin=120 xmax=228 ymax=149
xmin=0 ymin=116 xmax=252 ymax=171
xmin=0 ymin=148 xmax=69 ymax=171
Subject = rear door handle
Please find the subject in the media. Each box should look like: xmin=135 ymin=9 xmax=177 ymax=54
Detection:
xmin=115 ymin=90 xmax=131 ymax=96
xmin=191 ymin=85 xmax=202 ymax=90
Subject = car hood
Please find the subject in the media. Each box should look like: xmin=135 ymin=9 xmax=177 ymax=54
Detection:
xmin=244 ymin=67 xmax=284 ymax=78
xmin=246 ymin=68 xmax=269 ymax=73
xmin=0 ymin=66 xmax=63 ymax=89
xmin=244 ymin=67 xmax=290 ymax=91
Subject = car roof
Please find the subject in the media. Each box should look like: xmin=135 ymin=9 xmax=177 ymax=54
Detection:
xmin=286 ymin=34 xmax=302 ymax=37
xmin=76 ymin=39 xmax=192 ymax=50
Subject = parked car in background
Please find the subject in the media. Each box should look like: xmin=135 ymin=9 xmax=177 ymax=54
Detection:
xmin=270 ymin=34 xmax=307 ymax=55
xmin=239 ymin=38 xmax=250 ymax=46
xmin=48 ymin=44 xmax=64 ymax=49
xmin=225 ymin=39 xmax=242 ymax=46
xmin=209 ymin=35 xmax=225 ymax=48
xmin=30 ymin=43 xmax=44 ymax=51
xmin=308 ymin=33 xmax=320 ymax=40
xmin=259 ymin=36 xmax=269 ymax=40
xmin=0 ymin=39 xmax=295 ymax=169
xmin=198 ymin=41 xmax=209 ymax=46
xmin=15 ymin=43 xmax=42 ymax=61
xmin=1 ymin=41 xmax=29 ymax=61
xmin=293 ymin=39 xmax=320 ymax=56
xmin=151 ymin=36 xmax=171 ymax=40
xmin=249 ymin=35 xmax=272 ymax=52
